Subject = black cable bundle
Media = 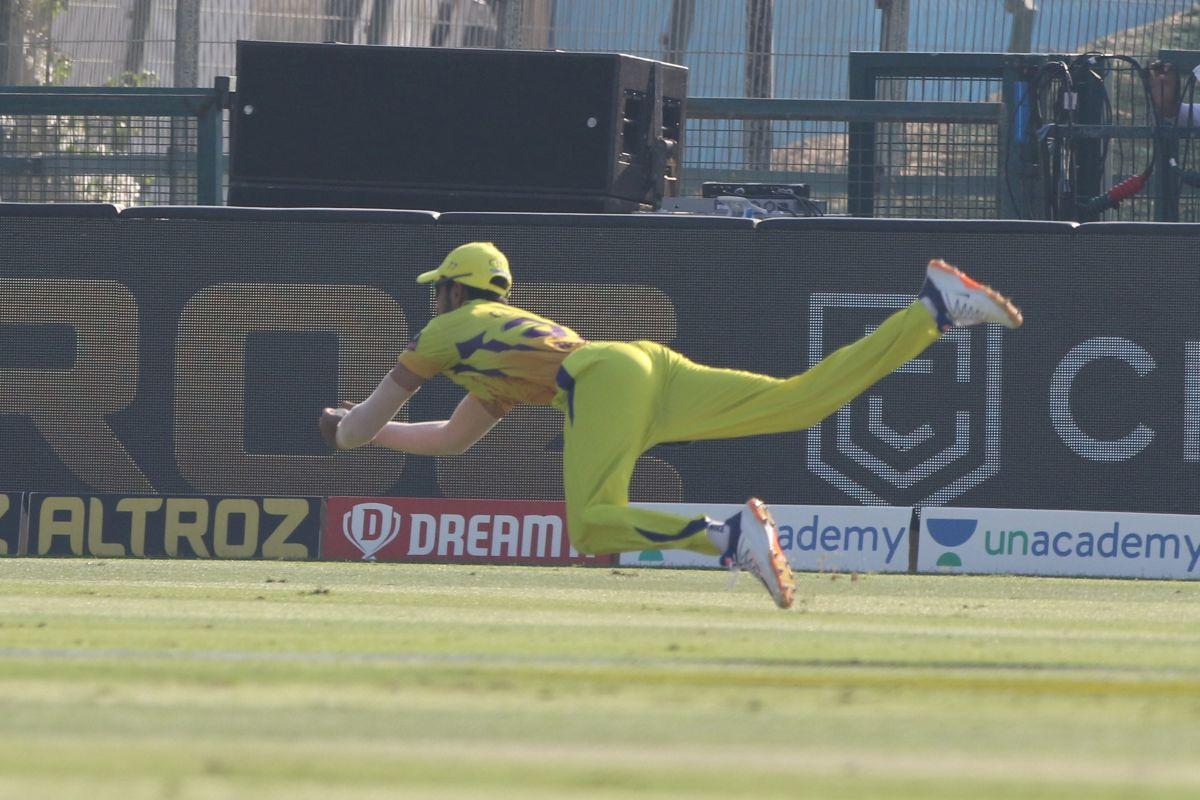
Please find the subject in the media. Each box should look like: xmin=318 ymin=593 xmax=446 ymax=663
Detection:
xmin=1008 ymin=54 xmax=1159 ymax=220
xmin=1168 ymin=69 xmax=1200 ymax=189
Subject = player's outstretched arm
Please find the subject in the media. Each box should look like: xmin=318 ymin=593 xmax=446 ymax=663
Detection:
xmin=369 ymin=393 xmax=504 ymax=456
xmin=320 ymin=364 xmax=424 ymax=450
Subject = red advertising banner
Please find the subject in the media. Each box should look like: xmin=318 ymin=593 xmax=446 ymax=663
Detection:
xmin=323 ymin=497 xmax=615 ymax=566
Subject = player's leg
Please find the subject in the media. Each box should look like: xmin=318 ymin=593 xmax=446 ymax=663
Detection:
xmin=559 ymin=342 xmax=797 ymax=608
xmin=652 ymin=300 xmax=939 ymax=443
xmin=651 ymin=260 xmax=1020 ymax=444
xmin=558 ymin=342 xmax=717 ymax=556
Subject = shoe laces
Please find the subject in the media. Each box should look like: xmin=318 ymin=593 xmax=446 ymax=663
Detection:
xmin=720 ymin=510 xmax=774 ymax=596
xmin=943 ymin=291 xmax=992 ymax=326
xmin=723 ymin=554 xmax=770 ymax=594
xmin=730 ymin=540 xmax=772 ymax=590
xmin=724 ymin=569 xmax=740 ymax=592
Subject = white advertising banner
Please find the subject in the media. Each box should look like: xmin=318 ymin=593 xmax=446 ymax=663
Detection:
xmin=618 ymin=503 xmax=912 ymax=573
xmin=919 ymin=507 xmax=1200 ymax=579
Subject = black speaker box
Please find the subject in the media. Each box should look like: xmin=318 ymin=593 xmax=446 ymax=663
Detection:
xmin=228 ymin=40 xmax=687 ymax=212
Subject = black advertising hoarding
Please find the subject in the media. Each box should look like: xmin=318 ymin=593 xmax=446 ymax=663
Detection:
xmin=0 ymin=493 xmax=22 ymax=556
xmin=24 ymin=494 xmax=321 ymax=559
xmin=754 ymin=218 xmax=1200 ymax=513
xmin=3 ymin=208 xmax=1200 ymax=514
xmin=0 ymin=210 xmax=755 ymax=507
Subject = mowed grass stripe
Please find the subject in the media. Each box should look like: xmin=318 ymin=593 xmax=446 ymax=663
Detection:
xmin=1 ymin=736 xmax=1199 ymax=786
xmin=9 ymin=585 xmax=1200 ymax=635
xmin=0 ymin=559 xmax=1198 ymax=799
xmin=2 ymin=646 xmax=1200 ymax=698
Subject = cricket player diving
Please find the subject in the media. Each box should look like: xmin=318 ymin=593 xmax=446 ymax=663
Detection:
xmin=320 ymin=242 xmax=1022 ymax=609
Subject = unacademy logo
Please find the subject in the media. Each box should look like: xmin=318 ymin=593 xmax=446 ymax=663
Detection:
xmin=777 ymin=515 xmax=908 ymax=565
xmin=925 ymin=517 xmax=978 ymax=569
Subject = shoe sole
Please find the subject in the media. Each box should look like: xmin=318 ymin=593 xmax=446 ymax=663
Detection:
xmin=747 ymin=498 xmax=796 ymax=609
xmin=928 ymin=259 xmax=1024 ymax=329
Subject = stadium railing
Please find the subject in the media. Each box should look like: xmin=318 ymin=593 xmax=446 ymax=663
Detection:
xmin=0 ymin=81 xmax=227 ymax=206
xmin=5 ymin=77 xmax=1192 ymax=223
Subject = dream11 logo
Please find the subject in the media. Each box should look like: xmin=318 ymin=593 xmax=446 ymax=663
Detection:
xmin=342 ymin=501 xmax=403 ymax=560
xmin=807 ymin=293 xmax=1005 ymax=506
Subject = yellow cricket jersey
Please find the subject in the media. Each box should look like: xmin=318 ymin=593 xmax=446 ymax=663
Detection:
xmin=397 ymin=300 xmax=586 ymax=413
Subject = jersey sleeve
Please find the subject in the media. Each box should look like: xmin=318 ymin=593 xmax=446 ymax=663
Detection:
xmin=396 ymin=318 xmax=458 ymax=379
xmin=482 ymin=395 xmax=517 ymax=417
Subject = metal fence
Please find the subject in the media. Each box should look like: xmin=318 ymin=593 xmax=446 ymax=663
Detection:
xmin=848 ymin=50 xmax=1175 ymax=221
xmin=0 ymin=88 xmax=1173 ymax=221
xmin=0 ymin=88 xmax=1006 ymax=217
xmin=4 ymin=1 xmax=1200 ymax=94
xmin=5 ymin=50 xmax=1200 ymax=222
xmin=684 ymin=97 xmax=1002 ymax=217
xmin=0 ymin=86 xmax=224 ymax=204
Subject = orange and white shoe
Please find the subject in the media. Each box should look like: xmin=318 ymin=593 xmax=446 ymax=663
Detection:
xmin=720 ymin=498 xmax=795 ymax=609
xmin=919 ymin=259 xmax=1023 ymax=332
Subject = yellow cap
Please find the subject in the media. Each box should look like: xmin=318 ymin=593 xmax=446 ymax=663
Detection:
xmin=416 ymin=242 xmax=512 ymax=298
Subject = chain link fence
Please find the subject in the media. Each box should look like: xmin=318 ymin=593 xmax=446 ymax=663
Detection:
xmin=0 ymin=112 xmax=197 ymax=203
xmin=4 ymin=1 xmax=1200 ymax=215
xmin=2 ymin=1 xmax=1199 ymax=93
xmin=0 ymin=87 xmax=222 ymax=204
xmin=683 ymin=114 xmax=1000 ymax=218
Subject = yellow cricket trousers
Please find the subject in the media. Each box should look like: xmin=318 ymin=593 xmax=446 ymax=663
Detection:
xmin=552 ymin=301 xmax=941 ymax=556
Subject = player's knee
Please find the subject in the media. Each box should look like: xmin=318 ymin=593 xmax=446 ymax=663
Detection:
xmin=568 ymin=518 xmax=620 ymax=555
xmin=568 ymin=530 xmax=602 ymax=555
xmin=570 ymin=506 xmax=628 ymax=555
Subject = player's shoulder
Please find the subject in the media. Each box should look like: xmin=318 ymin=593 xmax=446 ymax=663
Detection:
xmin=423 ymin=302 xmax=484 ymax=329
xmin=409 ymin=308 xmax=459 ymax=351
xmin=417 ymin=301 xmax=494 ymax=340
xmin=464 ymin=300 xmax=550 ymax=328
xmin=422 ymin=300 xmax=552 ymax=336
xmin=488 ymin=301 xmax=559 ymax=324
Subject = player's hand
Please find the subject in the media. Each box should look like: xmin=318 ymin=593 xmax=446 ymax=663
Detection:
xmin=319 ymin=406 xmax=350 ymax=449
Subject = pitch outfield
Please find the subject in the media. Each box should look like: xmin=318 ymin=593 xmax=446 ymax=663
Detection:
xmin=0 ymin=561 xmax=1197 ymax=799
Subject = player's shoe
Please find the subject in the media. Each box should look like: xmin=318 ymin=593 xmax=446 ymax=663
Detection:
xmin=918 ymin=259 xmax=1023 ymax=332
xmin=720 ymin=498 xmax=795 ymax=609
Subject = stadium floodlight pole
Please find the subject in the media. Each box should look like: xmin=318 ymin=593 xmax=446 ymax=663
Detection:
xmin=876 ymin=0 xmax=910 ymax=54
xmin=170 ymin=0 xmax=200 ymax=203
xmin=173 ymin=0 xmax=199 ymax=88
xmin=744 ymin=0 xmax=773 ymax=171
xmin=874 ymin=0 xmax=909 ymax=207
xmin=0 ymin=0 xmax=20 ymax=84
xmin=1005 ymin=0 xmax=1037 ymax=54
xmin=495 ymin=0 xmax=525 ymax=49
xmin=123 ymin=0 xmax=153 ymax=77
xmin=661 ymin=0 xmax=695 ymax=65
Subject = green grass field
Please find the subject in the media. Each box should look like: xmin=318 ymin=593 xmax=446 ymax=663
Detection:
xmin=1 ymin=560 xmax=1198 ymax=800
